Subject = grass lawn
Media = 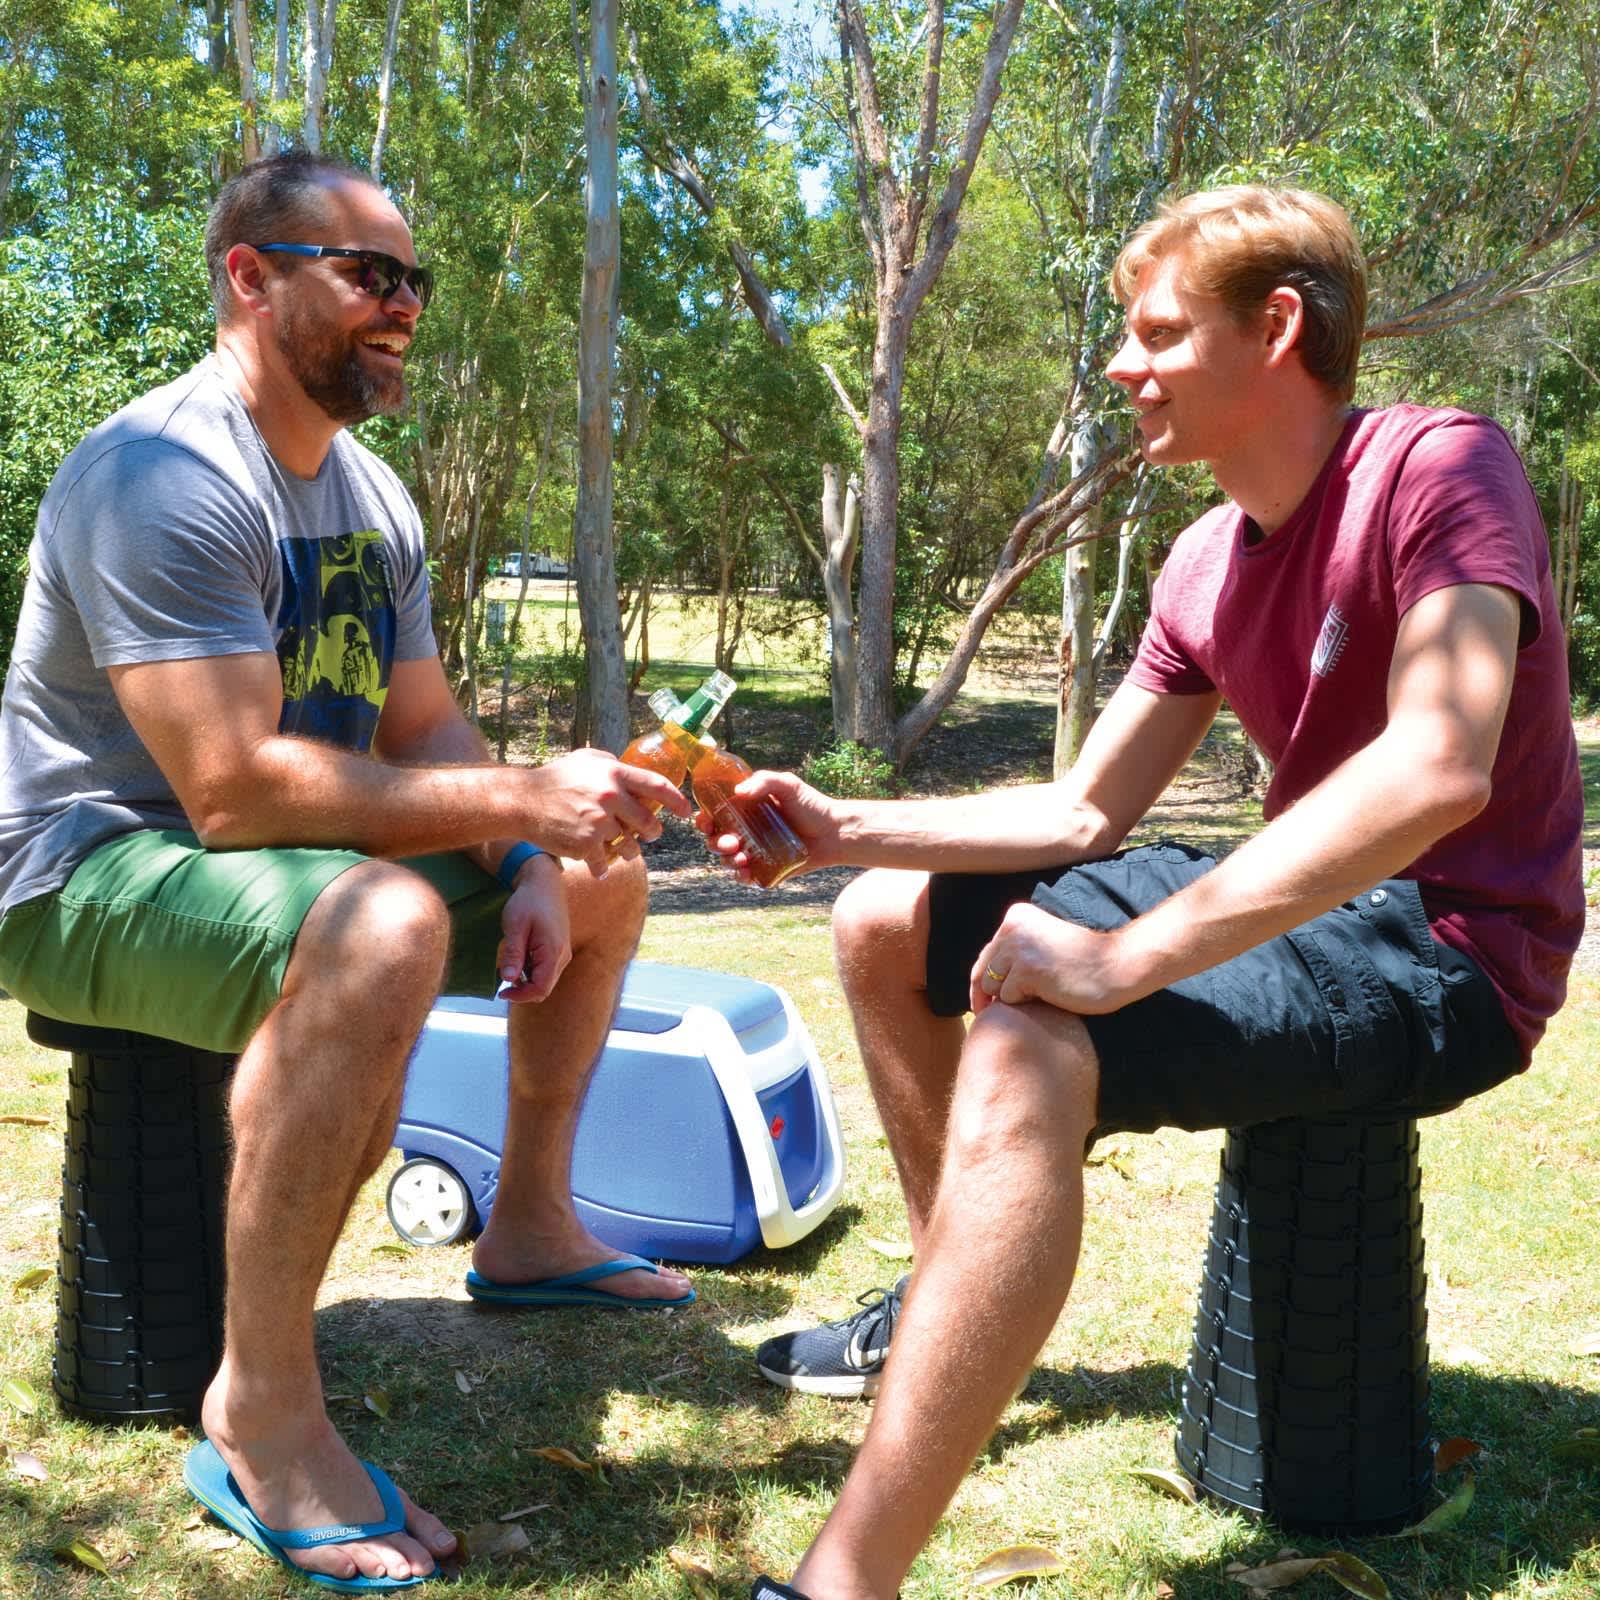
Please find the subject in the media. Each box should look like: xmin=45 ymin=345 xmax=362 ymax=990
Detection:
xmin=0 ymin=690 xmax=1596 ymax=1597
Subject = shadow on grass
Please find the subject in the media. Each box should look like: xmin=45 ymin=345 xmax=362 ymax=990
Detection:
xmin=298 ymin=1298 xmax=1600 ymax=1597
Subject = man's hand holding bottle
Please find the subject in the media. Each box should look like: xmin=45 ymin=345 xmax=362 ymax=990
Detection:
xmin=693 ymin=769 xmax=841 ymax=884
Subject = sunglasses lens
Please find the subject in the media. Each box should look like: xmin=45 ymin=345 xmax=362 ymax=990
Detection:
xmin=357 ymin=253 xmax=432 ymax=308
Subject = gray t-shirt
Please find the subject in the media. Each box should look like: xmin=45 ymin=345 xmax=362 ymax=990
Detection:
xmin=0 ymin=357 xmax=435 ymax=914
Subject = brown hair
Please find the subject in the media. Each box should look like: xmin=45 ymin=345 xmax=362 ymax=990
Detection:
xmin=205 ymin=150 xmax=374 ymax=321
xmin=1111 ymin=186 xmax=1367 ymax=400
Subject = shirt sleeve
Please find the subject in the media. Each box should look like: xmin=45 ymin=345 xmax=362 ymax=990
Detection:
xmin=1388 ymin=417 xmax=1547 ymax=648
xmin=1126 ymin=544 xmax=1220 ymax=696
xmin=43 ymin=437 xmax=277 ymax=669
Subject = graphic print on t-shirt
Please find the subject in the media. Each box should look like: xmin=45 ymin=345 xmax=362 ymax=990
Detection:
xmin=1310 ymin=602 xmax=1350 ymax=678
xmin=275 ymin=529 xmax=397 ymax=751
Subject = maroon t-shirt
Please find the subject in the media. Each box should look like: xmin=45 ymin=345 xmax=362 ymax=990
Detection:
xmin=1128 ymin=404 xmax=1584 ymax=1061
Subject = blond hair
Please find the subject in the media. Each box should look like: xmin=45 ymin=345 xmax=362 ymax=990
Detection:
xmin=1112 ymin=186 xmax=1367 ymax=400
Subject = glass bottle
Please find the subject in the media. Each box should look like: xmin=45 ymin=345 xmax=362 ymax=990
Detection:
xmin=612 ymin=673 xmax=736 ymax=849
xmin=655 ymin=691 xmax=809 ymax=889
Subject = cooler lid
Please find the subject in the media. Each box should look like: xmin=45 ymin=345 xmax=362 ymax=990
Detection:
xmin=616 ymin=959 xmax=785 ymax=1037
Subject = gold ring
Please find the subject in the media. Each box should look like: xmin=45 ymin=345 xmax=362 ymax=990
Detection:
xmin=984 ymin=965 xmax=1005 ymax=984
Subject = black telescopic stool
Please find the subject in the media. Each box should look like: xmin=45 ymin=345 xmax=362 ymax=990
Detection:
xmin=1175 ymin=1115 xmax=1432 ymax=1534
xmin=26 ymin=1012 xmax=235 ymax=1424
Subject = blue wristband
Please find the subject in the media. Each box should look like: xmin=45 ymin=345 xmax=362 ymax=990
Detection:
xmin=496 ymin=841 xmax=545 ymax=890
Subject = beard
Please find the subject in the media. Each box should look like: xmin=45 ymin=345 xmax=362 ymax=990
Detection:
xmin=275 ymin=298 xmax=408 ymax=425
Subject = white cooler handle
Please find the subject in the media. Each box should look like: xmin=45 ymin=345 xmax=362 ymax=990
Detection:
xmin=682 ymin=994 xmax=846 ymax=1250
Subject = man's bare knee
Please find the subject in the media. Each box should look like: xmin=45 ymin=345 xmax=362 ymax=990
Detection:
xmin=569 ymin=851 xmax=647 ymax=955
xmin=832 ymin=868 xmax=930 ymax=985
xmin=948 ymin=1003 xmax=1099 ymax=1161
xmin=288 ymin=861 xmax=451 ymax=999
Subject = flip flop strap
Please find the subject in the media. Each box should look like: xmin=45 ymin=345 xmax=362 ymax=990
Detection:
xmin=536 ymin=1253 xmax=659 ymax=1290
xmin=259 ymin=1462 xmax=407 ymax=1549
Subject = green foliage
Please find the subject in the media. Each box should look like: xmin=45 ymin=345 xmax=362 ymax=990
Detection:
xmin=0 ymin=188 xmax=212 ymax=667
xmin=800 ymin=738 xmax=898 ymax=799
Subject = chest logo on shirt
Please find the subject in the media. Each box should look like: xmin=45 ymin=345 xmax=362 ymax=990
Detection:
xmin=1310 ymin=603 xmax=1350 ymax=679
xmin=275 ymin=529 xmax=398 ymax=751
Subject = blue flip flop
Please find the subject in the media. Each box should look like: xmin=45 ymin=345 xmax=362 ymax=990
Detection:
xmin=183 ymin=1438 xmax=438 ymax=1593
xmin=464 ymin=1252 xmax=696 ymax=1309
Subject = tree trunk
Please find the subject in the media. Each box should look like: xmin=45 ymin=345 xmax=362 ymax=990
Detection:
xmin=232 ymin=0 xmax=261 ymax=163
xmin=855 ymin=309 xmax=910 ymax=753
xmin=821 ymin=463 xmax=861 ymax=740
xmin=371 ymin=0 xmax=405 ymax=181
xmin=835 ymin=0 xmax=1026 ymax=763
xmin=265 ymin=0 xmax=290 ymax=154
xmin=302 ymin=0 xmax=337 ymax=153
xmin=572 ymin=0 xmax=629 ymax=753
xmin=1051 ymin=23 xmax=1126 ymax=774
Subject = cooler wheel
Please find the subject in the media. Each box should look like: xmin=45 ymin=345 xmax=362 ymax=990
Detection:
xmin=386 ymin=1157 xmax=476 ymax=1246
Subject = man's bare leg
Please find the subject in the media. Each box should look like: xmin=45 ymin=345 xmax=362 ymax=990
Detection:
xmin=792 ymin=1001 xmax=1100 ymax=1600
xmin=470 ymin=854 xmax=691 ymax=1302
xmin=200 ymin=862 xmax=460 ymax=1585
xmin=832 ymin=869 xmax=968 ymax=1242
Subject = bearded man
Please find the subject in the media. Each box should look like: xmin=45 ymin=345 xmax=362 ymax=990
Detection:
xmin=0 ymin=150 xmax=693 ymax=1593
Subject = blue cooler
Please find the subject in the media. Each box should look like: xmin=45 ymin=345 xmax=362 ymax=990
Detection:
xmin=387 ymin=960 xmax=845 ymax=1264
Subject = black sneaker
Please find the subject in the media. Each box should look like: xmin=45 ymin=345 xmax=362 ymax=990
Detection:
xmin=755 ymin=1275 xmax=908 ymax=1397
xmin=751 ymin=1580 xmax=810 ymax=1600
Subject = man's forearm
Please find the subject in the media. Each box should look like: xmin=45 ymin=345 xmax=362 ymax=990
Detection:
xmin=192 ymin=732 xmax=549 ymax=859
xmin=829 ymin=782 xmax=1125 ymax=874
xmin=1113 ymin=728 xmax=1489 ymax=997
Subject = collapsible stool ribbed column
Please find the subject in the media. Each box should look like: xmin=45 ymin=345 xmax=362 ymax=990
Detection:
xmin=1175 ymin=1115 xmax=1433 ymax=1534
xmin=28 ymin=1013 xmax=235 ymax=1424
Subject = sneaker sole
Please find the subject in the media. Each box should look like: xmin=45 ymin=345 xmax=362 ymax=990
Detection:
xmin=756 ymin=1362 xmax=881 ymax=1398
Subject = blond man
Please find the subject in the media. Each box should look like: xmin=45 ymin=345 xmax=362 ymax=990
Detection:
xmin=722 ymin=187 xmax=1583 ymax=1600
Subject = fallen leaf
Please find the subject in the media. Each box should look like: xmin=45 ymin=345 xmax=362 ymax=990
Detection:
xmin=498 ymin=1502 xmax=548 ymax=1521
xmin=1087 ymin=1146 xmax=1137 ymax=1179
xmin=460 ymin=1520 xmax=531 ymax=1561
xmin=1320 ymin=1551 xmax=1391 ymax=1600
xmin=3 ymin=1376 xmax=40 ymax=1414
xmin=532 ymin=1445 xmax=602 ymax=1478
xmin=1569 ymin=1331 xmax=1600 ymax=1357
xmin=1432 ymin=1436 xmax=1483 ymax=1473
xmin=52 ymin=1539 xmax=110 ymax=1574
xmin=13 ymin=1450 xmax=47 ymax=1482
xmin=372 ymin=1243 xmax=409 ymax=1258
xmin=454 ymin=1370 xmax=473 ymax=1395
xmin=1395 ymin=1467 xmax=1475 ymax=1535
xmin=863 ymin=1236 xmax=914 ymax=1260
xmin=363 ymin=1389 xmax=392 ymax=1419
xmin=0 ymin=1115 xmax=50 ymax=1127
xmin=1551 ymin=1436 xmax=1600 ymax=1464
xmin=13 ymin=1267 xmax=50 ymax=1294
xmin=1125 ymin=1467 xmax=1199 ymax=1504
xmin=668 ymin=1546 xmax=717 ymax=1598
xmin=205 ymin=1533 xmax=239 ymax=1552
xmin=1155 ymin=1584 xmax=1176 ymax=1599
xmin=972 ymin=1543 xmax=1068 ymax=1589
xmin=1230 ymin=1556 xmax=1328 ymax=1590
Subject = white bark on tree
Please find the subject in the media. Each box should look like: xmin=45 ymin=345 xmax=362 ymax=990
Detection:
xmin=572 ymin=0 xmax=630 ymax=753
xmin=1053 ymin=20 xmax=1125 ymax=776
xmin=265 ymin=0 xmax=290 ymax=154
xmin=820 ymin=463 xmax=862 ymax=741
xmin=834 ymin=0 xmax=1026 ymax=762
xmin=232 ymin=0 xmax=261 ymax=163
xmin=371 ymin=0 xmax=405 ymax=182
xmin=301 ymin=0 xmax=337 ymax=154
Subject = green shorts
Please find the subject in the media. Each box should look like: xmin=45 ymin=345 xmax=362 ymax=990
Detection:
xmin=0 ymin=829 xmax=509 ymax=1054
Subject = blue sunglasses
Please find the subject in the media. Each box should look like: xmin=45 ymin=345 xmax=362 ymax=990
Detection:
xmin=253 ymin=243 xmax=434 ymax=309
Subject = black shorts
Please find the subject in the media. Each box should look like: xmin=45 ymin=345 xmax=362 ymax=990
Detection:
xmin=926 ymin=842 xmax=1523 ymax=1138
